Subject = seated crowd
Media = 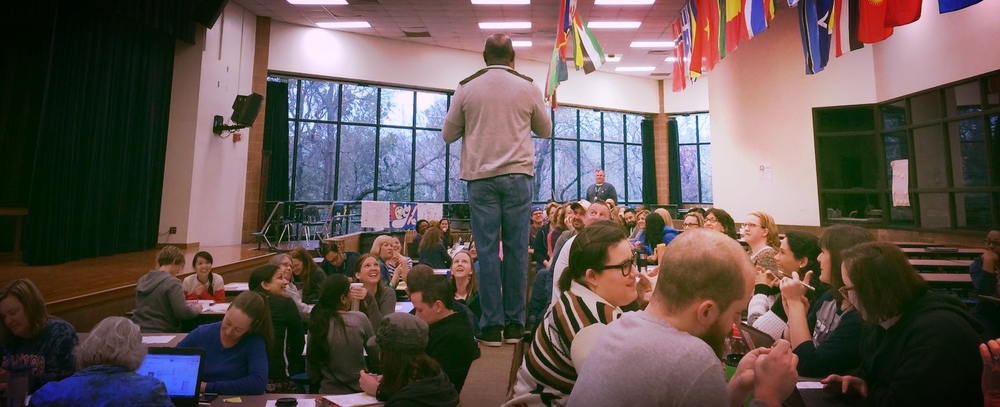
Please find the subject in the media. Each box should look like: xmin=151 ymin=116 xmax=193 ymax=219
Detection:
xmin=3 ymin=210 xmax=998 ymax=407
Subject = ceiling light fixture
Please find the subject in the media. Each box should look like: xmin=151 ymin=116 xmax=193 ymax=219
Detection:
xmin=630 ymin=41 xmax=674 ymax=48
xmin=615 ymin=66 xmax=656 ymax=72
xmin=471 ymin=0 xmax=530 ymax=4
xmin=664 ymin=57 xmax=677 ymax=62
xmin=512 ymin=40 xmax=533 ymax=47
xmin=478 ymin=22 xmax=532 ymax=29
xmin=288 ymin=0 xmax=348 ymax=4
xmin=588 ymin=21 xmax=642 ymax=29
xmin=317 ymin=21 xmax=371 ymax=29
xmin=595 ymin=0 xmax=655 ymax=4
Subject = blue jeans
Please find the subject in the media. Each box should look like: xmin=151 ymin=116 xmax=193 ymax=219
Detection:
xmin=467 ymin=174 xmax=532 ymax=330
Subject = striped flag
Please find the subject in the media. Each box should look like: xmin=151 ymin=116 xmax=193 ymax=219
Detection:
xmin=745 ymin=0 xmax=768 ymax=37
xmin=572 ymin=11 xmax=606 ymax=74
xmin=798 ymin=0 xmax=834 ymax=74
xmin=545 ymin=0 xmax=572 ymax=103
xmin=670 ymin=19 xmax=687 ymax=92
xmin=831 ymin=0 xmax=864 ymax=57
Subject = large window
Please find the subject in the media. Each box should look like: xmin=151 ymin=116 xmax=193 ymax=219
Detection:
xmin=675 ymin=113 xmax=713 ymax=204
xmin=815 ymin=70 xmax=1000 ymax=231
xmin=538 ymin=106 xmax=646 ymax=205
xmin=280 ymin=76 xmax=648 ymax=205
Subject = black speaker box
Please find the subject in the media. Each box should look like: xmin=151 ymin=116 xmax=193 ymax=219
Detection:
xmin=231 ymin=93 xmax=263 ymax=126
xmin=194 ymin=0 xmax=228 ymax=29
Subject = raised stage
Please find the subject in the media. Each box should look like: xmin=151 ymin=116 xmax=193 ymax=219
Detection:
xmin=0 ymin=244 xmax=275 ymax=332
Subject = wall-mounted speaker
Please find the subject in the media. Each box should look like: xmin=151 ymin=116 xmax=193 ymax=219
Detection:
xmin=231 ymin=93 xmax=263 ymax=126
xmin=193 ymin=0 xmax=228 ymax=29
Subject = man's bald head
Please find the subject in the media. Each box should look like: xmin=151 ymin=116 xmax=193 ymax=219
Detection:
xmin=484 ymin=33 xmax=515 ymax=66
xmin=652 ymin=229 xmax=754 ymax=314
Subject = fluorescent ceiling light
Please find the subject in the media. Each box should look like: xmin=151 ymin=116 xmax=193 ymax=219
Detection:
xmin=288 ymin=0 xmax=347 ymax=4
xmin=588 ymin=21 xmax=642 ymax=29
xmin=595 ymin=0 xmax=655 ymax=4
xmin=664 ymin=57 xmax=677 ymax=62
xmin=512 ymin=40 xmax=532 ymax=47
xmin=630 ymin=41 xmax=674 ymax=48
xmin=472 ymin=0 xmax=530 ymax=3
xmin=317 ymin=21 xmax=371 ymax=29
xmin=605 ymin=55 xmax=622 ymax=62
xmin=479 ymin=22 xmax=532 ymax=29
xmin=615 ymin=66 xmax=656 ymax=72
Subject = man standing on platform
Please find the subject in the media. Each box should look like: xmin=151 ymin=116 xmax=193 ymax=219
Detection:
xmin=584 ymin=168 xmax=618 ymax=204
xmin=442 ymin=33 xmax=552 ymax=346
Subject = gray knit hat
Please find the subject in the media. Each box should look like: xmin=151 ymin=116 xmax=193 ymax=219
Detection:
xmin=367 ymin=312 xmax=429 ymax=354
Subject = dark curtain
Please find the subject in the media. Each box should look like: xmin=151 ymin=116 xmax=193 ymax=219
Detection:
xmin=0 ymin=3 xmax=56 ymax=251
xmin=667 ymin=118 xmax=681 ymax=205
xmin=264 ymin=81 xmax=290 ymax=202
xmin=20 ymin=1 xmax=177 ymax=265
xmin=641 ymin=119 xmax=658 ymax=205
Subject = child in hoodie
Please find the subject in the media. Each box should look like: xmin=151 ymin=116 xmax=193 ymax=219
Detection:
xmin=132 ymin=246 xmax=201 ymax=332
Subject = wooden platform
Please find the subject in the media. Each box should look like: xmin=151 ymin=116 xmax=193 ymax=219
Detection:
xmin=0 ymin=244 xmax=274 ymax=331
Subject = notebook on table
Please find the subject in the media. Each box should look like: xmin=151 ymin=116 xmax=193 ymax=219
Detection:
xmin=739 ymin=322 xmax=776 ymax=349
xmin=135 ymin=347 xmax=205 ymax=407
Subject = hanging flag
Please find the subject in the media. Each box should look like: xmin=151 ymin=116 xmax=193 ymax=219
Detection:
xmin=939 ymin=0 xmax=981 ymax=12
xmin=724 ymin=0 xmax=743 ymax=53
xmin=544 ymin=0 xmax=572 ymax=103
xmin=680 ymin=4 xmax=694 ymax=81
xmin=764 ymin=0 xmax=777 ymax=25
xmin=670 ymin=19 xmax=687 ymax=92
xmin=857 ymin=0 xmax=892 ymax=43
xmin=798 ymin=0 xmax=834 ymax=74
xmin=789 ymin=0 xmax=802 ymax=8
xmin=885 ymin=0 xmax=921 ymax=26
xmin=572 ymin=11 xmax=606 ymax=74
xmin=689 ymin=0 xmax=706 ymax=77
xmin=831 ymin=0 xmax=865 ymax=57
xmin=744 ymin=0 xmax=768 ymax=37
xmin=706 ymin=0 xmax=722 ymax=69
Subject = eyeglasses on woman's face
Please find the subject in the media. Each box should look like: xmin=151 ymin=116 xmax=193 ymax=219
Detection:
xmin=602 ymin=259 xmax=637 ymax=277
xmin=838 ymin=285 xmax=855 ymax=297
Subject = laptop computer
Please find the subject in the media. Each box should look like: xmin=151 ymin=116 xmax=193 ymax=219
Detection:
xmin=135 ymin=347 xmax=205 ymax=407
xmin=738 ymin=322 xmax=776 ymax=349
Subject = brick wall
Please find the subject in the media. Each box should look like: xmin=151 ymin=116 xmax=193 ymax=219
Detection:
xmin=242 ymin=17 xmax=271 ymax=243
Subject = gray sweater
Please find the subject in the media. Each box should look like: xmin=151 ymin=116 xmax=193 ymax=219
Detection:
xmin=311 ymin=311 xmax=379 ymax=394
xmin=133 ymin=270 xmax=201 ymax=333
xmin=442 ymin=65 xmax=552 ymax=181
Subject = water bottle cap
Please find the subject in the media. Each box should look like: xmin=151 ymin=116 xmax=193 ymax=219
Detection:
xmin=731 ymin=324 xmax=742 ymax=338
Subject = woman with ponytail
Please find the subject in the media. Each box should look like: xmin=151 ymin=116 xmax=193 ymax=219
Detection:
xmin=308 ymin=274 xmax=380 ymax=394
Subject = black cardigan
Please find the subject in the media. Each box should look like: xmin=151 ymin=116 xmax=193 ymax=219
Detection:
xmin=418 ymin=243 xmax=452 ymax=269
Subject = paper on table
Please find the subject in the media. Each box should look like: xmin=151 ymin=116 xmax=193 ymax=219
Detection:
xmin=797 ymin=381 xmax=824 ymax=389
xmin=320 ymin=392 xmax=382 ymax=407
xmin=752 ymin=311 xmax=787 ymax=341
xmin=207 ymin=303 xmax=231 ymax=313
xmin=265 ymin=399 xmax=315 ymax=407
xmin=141 ymin=335 xmax=176 ymax=344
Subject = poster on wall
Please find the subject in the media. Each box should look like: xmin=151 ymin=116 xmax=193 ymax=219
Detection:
xmin=361 ymin=201 xmax=444 ymax=231
xmin=890 ymin=159 xmax=910 ymax=207
xmin=389 ymin=202 xmax=418 ymax=230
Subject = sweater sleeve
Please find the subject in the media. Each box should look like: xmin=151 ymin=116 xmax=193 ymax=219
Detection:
xmin=530 ymin=87 xmax=553 ymax=138
xmin=607 ymin=184 xmax=618 ymax=203
xmin=38 ymin=320 xmax=79 ymax=383
xmin=284 ymin=299 xmax=306 ymax=375
xmin=167 ymin=279 xmax=201 ymax=320
xmin=303 ymin=269 xmax=326 ymax=304
xmin=441 ymin=90 xmax=465 ymax=143
xmin=362 ymin=286 xmax=397 ymax=330
xmin=212 ymin=274 xmax=227 ymax=303
xmin=793 ymin=310 xmax=862 ymax=377
xmin=204 ymin=336 xmax=268 ymax=395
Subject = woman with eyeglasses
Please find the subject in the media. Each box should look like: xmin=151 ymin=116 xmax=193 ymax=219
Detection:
xmin=682 ymin=211 xmax=704 ymax=231
xmin=507 ymin=221 xmax=653 ymax=407
xmin=704 ymin=208 xmax=738 ymax=240
xmin=971 ymin=227 xmax=1000 ymax=340
xmin=778 ymin=225 xmax=873 ymax=377
xmin=821 ymin=242 xmax=983 ymax=406
xmin=743 ymin=211 xmax=781 ymax=273
xmin=747 ymin=231 xmax=826 ymax=326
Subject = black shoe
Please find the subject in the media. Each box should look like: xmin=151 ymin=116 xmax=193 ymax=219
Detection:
xmin=504 ymin=322 xmax=524 ymax=344
xmin=477 ymin=325 xmax=503 ymax=347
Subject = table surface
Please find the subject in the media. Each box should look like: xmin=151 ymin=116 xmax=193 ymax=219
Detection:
xmin=0 ymin=207 xmax=28 ymax=216
xmin=920 ymin=273 xmax=972 ymax=283
xmin=209 ymin=393 xmax=383 ymax=407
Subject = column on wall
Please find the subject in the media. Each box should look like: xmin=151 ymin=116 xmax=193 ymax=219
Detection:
xmin=242 ymin=16 xmax=271 ymax=243
xmin=654 ymin=80 xmax=671 ymax=204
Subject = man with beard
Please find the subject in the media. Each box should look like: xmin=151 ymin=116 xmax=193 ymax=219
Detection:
xmin=567 ymin=230 xmax=798 ymax=407
xmin=622 ymin=208 xmax=637 ymax=237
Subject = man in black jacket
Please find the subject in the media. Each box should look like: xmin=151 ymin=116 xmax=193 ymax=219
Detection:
xmin=410 ymin=275 xmax=481 ymax=394
xmin=318 ymin=243 xmax=359 ymax=278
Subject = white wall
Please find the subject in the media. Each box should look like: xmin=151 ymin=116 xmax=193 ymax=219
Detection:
xmin=160 ymin=3 xmax=257 ymax=246
xmin=706 ymin=7 xmax=879 ymax=226
xmin=267 ymin=21 xmax=681 ymax=114
xmin=872 ymin=0 xmax=1000 ymax=101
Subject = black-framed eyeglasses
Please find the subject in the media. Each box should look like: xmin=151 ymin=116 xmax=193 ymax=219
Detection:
xmin=602 ymin=259 xmax=636 ymax=277
xmin=986 ymin=239 xmax=1000 ymax=247
xmin=838 ymin=285 xmax=855 ymax=297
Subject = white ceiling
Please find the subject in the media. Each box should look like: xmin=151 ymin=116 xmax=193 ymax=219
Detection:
xmin=231 ymin=0 xmax=686 ymax=78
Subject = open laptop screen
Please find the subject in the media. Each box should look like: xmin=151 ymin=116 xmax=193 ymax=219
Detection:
xmin=135 ymin=347 xmax=203 ymax=403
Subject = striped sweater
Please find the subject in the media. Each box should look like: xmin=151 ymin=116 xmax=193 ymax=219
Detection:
xmin=506 ymin=281 xmax=623 ymax=407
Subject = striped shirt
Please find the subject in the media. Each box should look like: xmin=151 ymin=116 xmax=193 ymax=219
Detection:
xmin=506 ymin=281 xmax=623 ymax=407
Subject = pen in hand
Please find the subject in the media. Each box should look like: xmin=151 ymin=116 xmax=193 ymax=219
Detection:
xmin=775 ymin=270 xmax=815 ymax=291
